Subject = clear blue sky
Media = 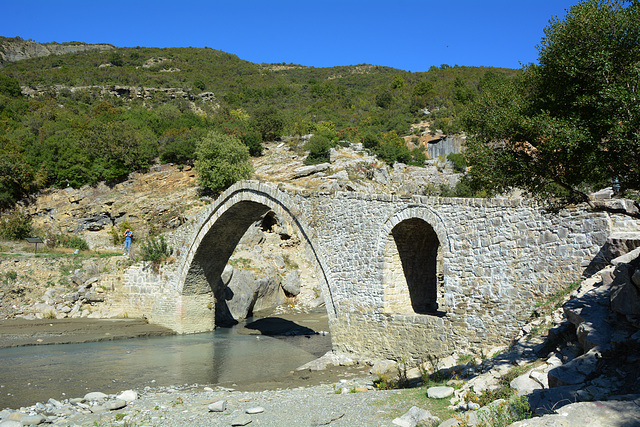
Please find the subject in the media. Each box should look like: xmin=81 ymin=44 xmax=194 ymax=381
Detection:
xmin=3 ymin=0 xmax=582 ymax=71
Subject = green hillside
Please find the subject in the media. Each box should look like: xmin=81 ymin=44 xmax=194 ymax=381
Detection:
xmin=0 ymin=40 xmax=519 ymax=208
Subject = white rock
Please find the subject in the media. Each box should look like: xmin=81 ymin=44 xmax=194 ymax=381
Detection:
xmin=208 ymin=400 xmax=226 ymax=412
xmin=116 ymin=390 xmax=137 ymax=402
xmin=83 ymin=391 xmax=108 ymax=401
xmin=246 ymin=406 xmax=264 ymax=414
xmin=510 ymin=372 xmax=543 ymax=396
xmin=427 ymin=386 xmax=454 ymax=399
xmin=392 ymin=406 xmax=439 ymax=427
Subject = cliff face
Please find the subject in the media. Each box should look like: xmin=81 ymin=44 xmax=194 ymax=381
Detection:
xmin=0 ymin=36 xmax=114 ymax=67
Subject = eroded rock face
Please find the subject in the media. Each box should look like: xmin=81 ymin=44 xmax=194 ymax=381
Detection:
xmin=0 ymin=37 xmax=114 ymax=67
xmin=25 ymin=165 xmax=201 ymax=251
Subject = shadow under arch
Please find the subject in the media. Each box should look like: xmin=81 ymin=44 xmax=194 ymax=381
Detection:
xmin=176 ymin=182 xmax=337 ymax=331
xmin=377 ymin=206 xmax=451 ymax=315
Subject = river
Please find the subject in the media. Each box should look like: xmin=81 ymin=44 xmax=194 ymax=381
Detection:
xmin=0 ymin=320 xmax=331 ymax=409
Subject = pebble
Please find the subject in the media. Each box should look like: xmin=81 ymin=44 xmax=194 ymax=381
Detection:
xmin=207 ymin=400 xmax=227 ymax=412
xmin=0 ymin=378 xmax=394 ymax=426
xmin=231 ymin=414 xmax=252 ymax=426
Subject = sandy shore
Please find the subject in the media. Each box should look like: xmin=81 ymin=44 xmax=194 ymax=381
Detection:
xmin=0 ymin=318 xmax=175 ymax=349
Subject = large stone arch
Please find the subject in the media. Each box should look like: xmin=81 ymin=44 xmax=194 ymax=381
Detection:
xmin=174 ymin=182 xmax=336 ymax=333
xmin=377 ymin=206 xmax=451 ymax=315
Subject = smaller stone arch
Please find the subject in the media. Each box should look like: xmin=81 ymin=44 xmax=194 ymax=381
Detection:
xmin=378 ymin=206 xmax=451 ymax=315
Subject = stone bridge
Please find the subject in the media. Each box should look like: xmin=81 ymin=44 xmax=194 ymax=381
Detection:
xmin=114 ymin=181 xmax=614 ymax=361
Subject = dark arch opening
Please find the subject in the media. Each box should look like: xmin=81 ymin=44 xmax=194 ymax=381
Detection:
xmin=389 ymin=218 xmax=440 ymax=314
xmin=184 ymin=199 xmax=332 ymax=331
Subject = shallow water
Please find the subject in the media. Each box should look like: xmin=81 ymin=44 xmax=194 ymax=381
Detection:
xmin=0 ymin=325 xmax=328 ymax=409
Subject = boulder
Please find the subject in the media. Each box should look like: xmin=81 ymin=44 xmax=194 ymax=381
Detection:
xmin=84 ymin=291 xmax=104 ymax=303
xmin=0 ymin=420 xmax=23 ymax=427
xmin=252 ymin=277 xmax=285 ymax=312
xmin=370 ymin=359 xmax=399 ymax=378
xmin=512 ymin=399 xmax=640 ymax=426
xmin=612 ymin=246 xmax=640 ymax=266
xmin=610 ymin=264 xmax=640 ymax=316
xmin=427 ymin=386 xmax=454 ymax=399
xmin=83 ymin=391 xmax=108 ymax=401
xmin=292 ymin=163 xmax=330 ymax=178
xmin=607 ymin=232 xmax=640 ymax=258
xmin=329 ymin=170 xmax=350 ymax=180
xmin=392 ymin=406 xmax=439 ymax=427
xmin=282 ymin=270 xmax=301 ymax=296
xmin=547 ymin=348 xmax=600 ymax=388
xmin=231 ymin=414 xmax=252 ymax=426
xmin=510 ymin=372 xmax=543 ymax=396
xmin=223 ymin=269 xmax=285 ymax=321
xmin=104 ymin=399 xmax=127 ymax=410
xmin=116 ymin=390 xmax=137 ymax=402
xmin=564 ymin=287 xmax=613 ymax=352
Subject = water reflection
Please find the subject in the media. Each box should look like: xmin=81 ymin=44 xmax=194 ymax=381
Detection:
xmin=0 ymin=327 xmax=322 ymax=409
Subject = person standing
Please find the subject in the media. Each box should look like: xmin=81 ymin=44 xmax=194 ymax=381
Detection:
xmin=123 ymin=228 xmax=133 ymax=256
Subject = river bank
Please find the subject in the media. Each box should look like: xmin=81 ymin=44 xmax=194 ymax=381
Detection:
xmin=0 ymin=310 xmax=332 ymax=350
xmin=1 ymin=376 xmax=408 ymax=427
xmin=0 ymin=318 xmax=174 ymax=349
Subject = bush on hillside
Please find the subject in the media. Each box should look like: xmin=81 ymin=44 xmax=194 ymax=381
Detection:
xmin=241 ymin=130 xmax=263 ymax=156
xmin=109 ymin=221 xmax=133 ymax=246
xmin=0 ymin=209 xmax=32 ymax=240
xmin=141 ymin=235 xmax=173 ymax=265
xmin=304 ymin=135 xmax=332 ymax=165
xmin=447 ymin=152 xmax=468 ymax=172
xmin=195 ymin=131 xmax=253 ymax=195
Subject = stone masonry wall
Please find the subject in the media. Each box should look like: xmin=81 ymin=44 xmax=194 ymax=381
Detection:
xmin=112 ymin=181 xmax=616 ymax=361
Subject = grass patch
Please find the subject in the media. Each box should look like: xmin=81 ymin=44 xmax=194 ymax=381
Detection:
xmin=534 ymin=281 xmax=581 ymax=315
xmin=373 ymin=386 xmax=456 ymax=422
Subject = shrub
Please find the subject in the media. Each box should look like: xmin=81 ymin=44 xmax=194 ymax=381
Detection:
xmin=0 ymin=75 xmax=22 ymax=98
xmin=141 ymin=235 xmax=173 ymax=265
xmin=253 ymin=106 xmax=284 ymax=141
xmin=109 ymin=221 xmax=133 ymax=245
xmin=195 ymin=131 xmax=253 ymax=195
xmin=0 ymin=209 xmax=32 ymax=240
xmin=241 ymin=130 xmax=263 ymax=157
xmin=447 ymin=153 xmax=468 ymax=172
xmin=304 ymin=135 xmax=332 ymax=165
xmin=362 ymin=133 xmax=380 ymax=150
xmin=60 ymin=235 xmax=90 ymax=250
xmin=475 ymin=395 xmax=532 ymax=426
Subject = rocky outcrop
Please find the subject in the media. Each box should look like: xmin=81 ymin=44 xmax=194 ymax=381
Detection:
xmin=20 ymin=85 xmax=218 ymax=106
xmin=0 ymin=37 xmax=114 ymax=67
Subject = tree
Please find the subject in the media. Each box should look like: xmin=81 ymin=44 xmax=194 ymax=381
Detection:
xmin=304 ymin=135 xmax=332 ymax=165
xmin=463 ymin=0 xmax=640 ymax=217
xmin=253 ymin=106 xmax=284 ymax=142
xmin=195 ymin=131 xmax=253 ymax=195
xmin=0 ymin=75 xmax=22 ymax=98
xmin=375 ymin=90 xmax=393 ymax=109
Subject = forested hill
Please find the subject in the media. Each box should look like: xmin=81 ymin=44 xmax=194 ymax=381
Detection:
xmin=0 ymin=36 xmax=519 ymax=209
